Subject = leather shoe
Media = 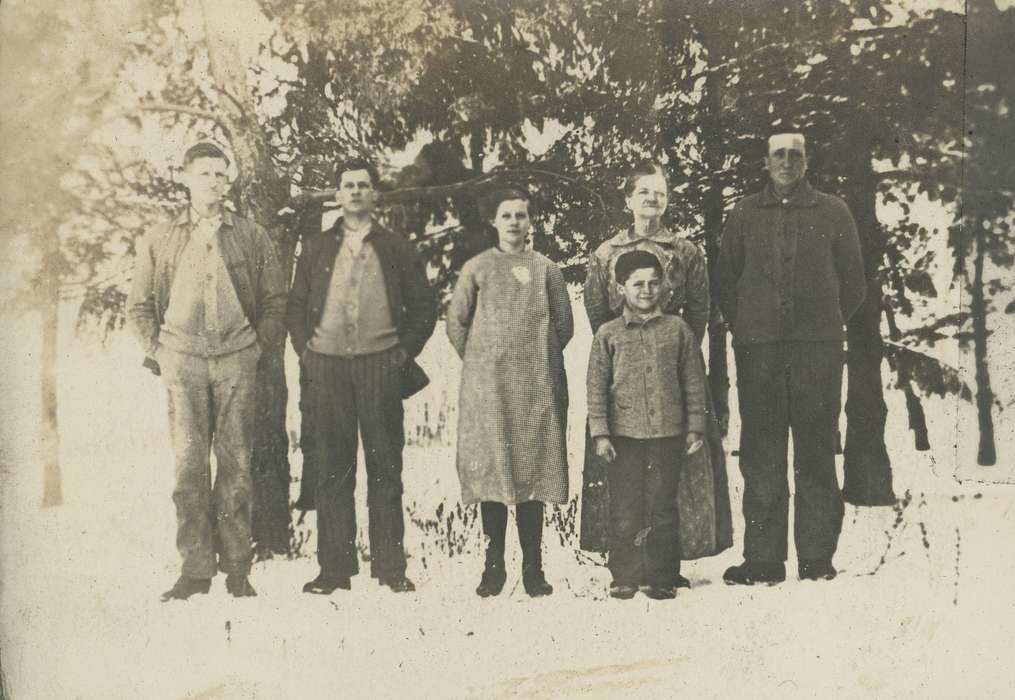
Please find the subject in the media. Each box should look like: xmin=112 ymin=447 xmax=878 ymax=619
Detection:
xmin=644 ymin=585 xmax=678 ymax=600
xmin=160 ymin=576 xmax=211 ymax=602
xmin=799 ymin=560 xmax=837 ymax=581
xmin=225 ymin=575 xmax=257 ymax=597
xmin=302 ymin=573 xmax=351 ymax=595
xmin=723 ymin=561 xmax=786 ymax=586
xmin=609 ymin=583 xmax=638 ymax=600
xmin=522 ymin=570 xmax=553 ymax=597
xmin=380 ymin=574 xmax=416 ymax=593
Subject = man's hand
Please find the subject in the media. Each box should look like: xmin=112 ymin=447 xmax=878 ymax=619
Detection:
xmin=594 ymin=436 xmax=616 ymax=463
xmin=686 ymin=431 xmax=703 ymax=455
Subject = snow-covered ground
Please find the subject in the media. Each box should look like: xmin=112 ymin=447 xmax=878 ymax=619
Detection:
xmin=1 ymin=301 xmax=1013 ymax=699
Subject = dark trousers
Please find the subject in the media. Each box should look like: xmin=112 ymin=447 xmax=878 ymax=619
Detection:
xmin=305 ymin=346 xmax=407 ymax=580
xmin=607 ymin=436 xmax=682 ymax=587
xmin=733 ymin=341 xmax=845 ymax=563
xmin=295 ymin=362 xmax=318 ymax=509
xmin=480 ymin=501 xmax=544 ymax=568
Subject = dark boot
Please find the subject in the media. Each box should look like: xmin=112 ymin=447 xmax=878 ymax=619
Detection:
xmin=225 ymin=574 xmax=257 ymax=597
xmin=379 ymin=574 xmax=416 ymax=593
xmin=518 ymin=501 xmax=552 ymax=597
xmin=478 ymin=501 xmax=508 ymax=597
xmin=723 ymin=561 xmax=786 ymax=586
xmin=160 ymin=576 xmax=211 ymax=602
xmin=476 ymin=563 xmax=506 ymax=597
xmin=675 ymin=574 xmax=691 ymax=589
xmin=799 ymin=559 xmax=837 ymax=581
xmin=644 ymin=585 xmax=678 ymax=600
xmin=302 ymin=572 xmax=351 ymax=594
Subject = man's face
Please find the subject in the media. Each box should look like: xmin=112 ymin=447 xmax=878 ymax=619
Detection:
xmin=766 ymin=146 xmax=807 ymax=190
xmin=625 ymin=171 xmax=669 ymax=220
xmin=337 ymin=169 xmax=377 ymax=216
xmin=182 ymin=157 xmax=229 ymax=209
xmin=620 ymin=266 xmax=662 ymax=314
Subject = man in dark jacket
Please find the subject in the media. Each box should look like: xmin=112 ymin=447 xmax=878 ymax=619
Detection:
xmin=287 ymin=158 xmax=437 ymax=595
xmin=715 ymin=133 xmax=866 ymax=585
xmin=128 ymin=142 xmax=287 ymax=601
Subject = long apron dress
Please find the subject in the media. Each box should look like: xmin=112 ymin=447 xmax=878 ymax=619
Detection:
xmin=447 ymin=248 xmax=574 ymax=505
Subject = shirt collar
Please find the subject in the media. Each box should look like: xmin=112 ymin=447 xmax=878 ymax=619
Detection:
xmin=757 ymin=180 xmax=818 ymax=208
xmin=622 ymin=306 xmax=663 ymax=326
xmin=343 ymin=220 xmax=371 ymax=244
xmin=611 ymin=225 xmax=679 ymax=248
xmin=328 ymin=216 xmax=376 ymax=240
xmin=179 ymin=206 xmax=233 ymax=228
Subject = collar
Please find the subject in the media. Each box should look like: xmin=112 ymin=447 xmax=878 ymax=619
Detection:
xmin=327 ymin=216 xmax=380 ymax=242
xmin=610 ymin=225 xmax=680 ymax=248
xmin=757 ymin=180 xmax=818 ymax=208
xmin=622 ymin=306 xmax=663 ymax=326
xmin=175 ymin=207 xmax=234 ymax=228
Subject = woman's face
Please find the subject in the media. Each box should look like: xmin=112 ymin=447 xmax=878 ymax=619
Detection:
xmin=625 ymin=171 xmax=668 ymax=221
xmin=493 ymin=199 xmax=531 ymax=249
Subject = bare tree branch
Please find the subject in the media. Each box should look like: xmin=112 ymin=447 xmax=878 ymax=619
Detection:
xmin=294 ymin=167 xmax=608 ymax=213
xmin=123 ymin=102 xmax=231 ymax=137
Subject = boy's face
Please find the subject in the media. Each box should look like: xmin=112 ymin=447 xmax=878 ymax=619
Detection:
xmin=620 ymin=266 xmax=662 ymax=314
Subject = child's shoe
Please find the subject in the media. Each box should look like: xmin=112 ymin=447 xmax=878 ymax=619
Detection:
xmin=522 ymin=569 xmax=553 ymax=597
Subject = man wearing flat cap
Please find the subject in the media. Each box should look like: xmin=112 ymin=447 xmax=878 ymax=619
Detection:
xmin=128 ymin=142 xmax=287 ymax=601
xmin=715 ymin=132 xmax=866 ymax=585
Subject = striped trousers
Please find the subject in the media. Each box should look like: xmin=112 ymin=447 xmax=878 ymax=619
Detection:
xmin=303 ymin=346 xmax=407 ymax=580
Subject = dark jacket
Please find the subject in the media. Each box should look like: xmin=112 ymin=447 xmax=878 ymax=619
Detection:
xmin=286 ymin=218 xmax=437 ymax=396
xmin=127 ymin=209 xmax=287 ymax=373
xmin=714 ymin=181 xmax=866 ymax=345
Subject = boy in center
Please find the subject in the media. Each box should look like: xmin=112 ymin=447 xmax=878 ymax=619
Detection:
xmin=586 ymin=250 xmax=707 ymax=600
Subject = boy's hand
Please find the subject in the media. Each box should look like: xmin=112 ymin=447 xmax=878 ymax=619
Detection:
xmin=686 ymin=432 xmax=703 ymax=455
xmin=594 ymin=436 xmax=616 ymax=463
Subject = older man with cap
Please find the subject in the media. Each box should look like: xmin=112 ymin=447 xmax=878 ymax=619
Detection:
xmin=715 ymin=132 xmax=866 ymax=585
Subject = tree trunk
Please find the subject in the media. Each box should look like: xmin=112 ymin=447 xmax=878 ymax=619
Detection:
xmin=970 ymin=224 xmax=997 ymax=466
xmin=885 ymin=306 xmax=930 ymax=451
xmin=200 ymin=0 xmax=292 ymax=554
xmin=40 ymin=232 xmax=63 ymax=507
xmin=469 ymin=126 xmax=485 ymax=174
xmin=701 ymin=70 xmax=731 ymax=436
xmin=842 ymin=156 xmax=896 ymax=506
